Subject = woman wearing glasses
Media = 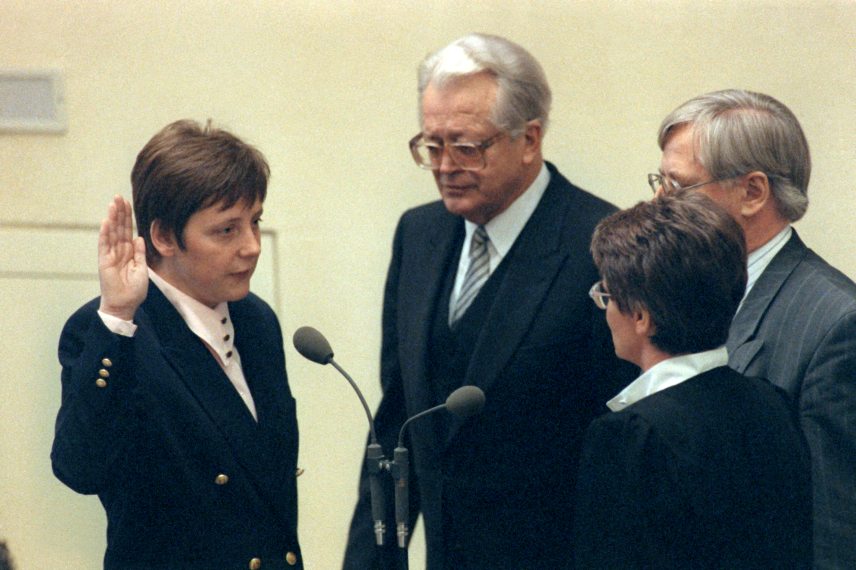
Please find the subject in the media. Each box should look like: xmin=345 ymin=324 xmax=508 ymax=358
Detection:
xmin=575 ymin=191 xmax=811 ymax=569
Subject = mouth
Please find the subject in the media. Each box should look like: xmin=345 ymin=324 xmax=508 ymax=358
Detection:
xmin=441 ymin=182 xmax=477 ymax=196
xmin=438 ymin=172 xmax=477 ymax=193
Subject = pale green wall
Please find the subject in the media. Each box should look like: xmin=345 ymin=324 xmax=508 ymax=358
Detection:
xmin=1 ymin=1 xmax=854 ymax=568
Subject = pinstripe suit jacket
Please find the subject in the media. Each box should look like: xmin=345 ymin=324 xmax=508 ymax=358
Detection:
xmin=727 ymin=230 xmax=856 ymax=570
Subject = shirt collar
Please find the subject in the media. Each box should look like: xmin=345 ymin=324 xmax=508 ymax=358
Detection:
xmin=148 ymin=268 xmax=236 ymax=365
xmin=463 ymin=162 xmax=550 ymax=262
xmin=606 ymin=346 xmax=728 ymax=412
xmin=744 ymin=225 xmax=792 ymax=300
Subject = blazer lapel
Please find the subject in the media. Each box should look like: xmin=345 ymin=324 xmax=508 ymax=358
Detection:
xmin=727 ymin=231 xmax=807 ymax=371
xmin=230 ymin=301 xmax=290 ymax=432
xmin=142 ymin=285 xmax=266 ymax=469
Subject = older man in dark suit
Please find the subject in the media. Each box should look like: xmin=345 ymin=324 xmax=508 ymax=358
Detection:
xmin=51 ymin=120 xmax=302 ymax=570
xmin=654 ymin=89 xmax=856 ymax=569
xmin=343 ymin=33 xmax=634 ymax=569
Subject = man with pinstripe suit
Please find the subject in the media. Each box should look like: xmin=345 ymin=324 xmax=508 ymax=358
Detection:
xmin=653 ymin=89 xmax=856 ymax=569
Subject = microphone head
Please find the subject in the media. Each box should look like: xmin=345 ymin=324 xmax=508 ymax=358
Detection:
xmin=292 ymin=326 xmax=334 ymax=365
xmin=445 ymin=385 xmax=486 ymax=418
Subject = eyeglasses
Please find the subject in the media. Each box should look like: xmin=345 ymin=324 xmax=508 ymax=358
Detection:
xmin=588 ymin=281 xmax=612 ymax=310
xmin=409 ymin=132 xmax=505 ymax=171
xmin=647 ymin=173 xmax=731 ymax=195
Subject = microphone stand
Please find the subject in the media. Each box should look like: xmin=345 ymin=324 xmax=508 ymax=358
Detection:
xmin=391 ymin=446 xmax=410 ymax=570
xmin=389 ymin=402 xmax=446 ymax=570
xmin=292 ymin=327 xmax=391 ymax=549
xmin=376 ymin=387 xmax=485 ymax=570
xmin=326 ymin=360 xmax=391 ymax=549
xmin=293 ymin=327 xmax=484 ymax=570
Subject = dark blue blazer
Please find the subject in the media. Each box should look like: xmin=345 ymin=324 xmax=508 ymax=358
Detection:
xmin=344 ymin=163 xmax=635 ymax=569
xmin=727 ymin=230 xmax=856 ymax=569
xmin=574 ymin=366 xmax=812 ymax=569
xmin=51 ymin=284 xmax=302 ymax=570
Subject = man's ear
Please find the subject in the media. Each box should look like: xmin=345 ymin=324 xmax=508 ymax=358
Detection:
xmin=740 ymin=170 xmax=772 ymax=218
xmin=634 ymin=307 xmax=655 ymax=338
xmin=521 ymin=119 xmax=543 ymax=165
xmin=149 ymin=220 xmax=177 ymax=258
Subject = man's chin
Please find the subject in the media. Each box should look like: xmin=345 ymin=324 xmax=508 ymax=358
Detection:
xmin=441 ymin=195 xmax=473 ymax=217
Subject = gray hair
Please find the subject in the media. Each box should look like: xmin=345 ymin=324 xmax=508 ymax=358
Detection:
xmin=658 ymin=89 xmax=810 ymax=222
xmin=417 ymin=33 xmax=552 ymax=137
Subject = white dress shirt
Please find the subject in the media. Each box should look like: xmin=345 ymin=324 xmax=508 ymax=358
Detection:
xmin=744 ymin=225 xmax=792 ymax=302
xmin=98 ymin=268 xmax=258 ymax=421
xmin=449 ymin=162 xmax=550 ymax=315
xmin=606 ymin=346 xmax=729 ymax=412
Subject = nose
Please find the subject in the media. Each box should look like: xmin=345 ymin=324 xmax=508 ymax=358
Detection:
xmin=240 ymin=225 xmax=262 ymax=257
xmin=437 ymin=146 xmax=461 ymax=174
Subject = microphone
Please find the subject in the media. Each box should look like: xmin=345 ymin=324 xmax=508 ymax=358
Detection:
xmin=293 ymin=326 xmax=377 ymax=443
xmin=396 ymin=385 xmax=486 ymax=447
xmin=292 ymin=325 xmax=333 ymax=364
xmin=393 ymin=385 xmax=486 ymax=548
xmin=292 ymin=326 xmax=386 ymax=546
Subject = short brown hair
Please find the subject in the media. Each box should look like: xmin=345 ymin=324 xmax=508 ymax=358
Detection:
xmin=131 ymin=119 xmax=270 ymax=264
xmin=590 ymin=190 xmax=747 ymax=355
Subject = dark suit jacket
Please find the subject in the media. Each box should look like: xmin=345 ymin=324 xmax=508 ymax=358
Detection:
xmin=344 ymin=163 xmax=635 ymax=569
xmin=51 ymin=284 xmax=303 ymax=570
xmin=727 ymin=231 xmax=856 ymax=569
xmin=574 ymin=366 xmax=812 ymax=569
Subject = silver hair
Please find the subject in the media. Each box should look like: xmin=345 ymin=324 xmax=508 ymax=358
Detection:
xmin=658 ymin=89 xmax=810 ymax=222
xmin=417 ymin=33 xmax=552 ymax=137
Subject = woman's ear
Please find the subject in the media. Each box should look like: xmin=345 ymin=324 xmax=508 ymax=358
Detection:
xmin=149 ymin=220 xmax=177 ymax=258
xmin=635 ymin=307 xmax=655 ymax=338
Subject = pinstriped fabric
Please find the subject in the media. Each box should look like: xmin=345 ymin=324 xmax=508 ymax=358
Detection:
xmin=450 ymin=225 xmax=490 ymax=325
xmin=726 ymin=231 xmax=856 ymax=568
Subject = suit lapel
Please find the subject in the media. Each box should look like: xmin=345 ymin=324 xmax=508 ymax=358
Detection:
xmin=727 ymin=231 xmax=808 ymax=369
xmin=403 ymin=212 xmax=465 ymax=414
xmin=448 ymin=176 xmax=568 ymax=441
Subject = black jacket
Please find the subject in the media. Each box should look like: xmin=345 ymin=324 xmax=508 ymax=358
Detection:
xmin=52 ymin=284 xmax=302 ymax=569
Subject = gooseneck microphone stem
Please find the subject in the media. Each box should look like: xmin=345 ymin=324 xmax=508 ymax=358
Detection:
xmin=391 ymin=386 xmax=487 ymax=556
xmin=397 ymin=404 xmax=444 ymax=447
xmin=293 ymin=326 xmax=487 ymax=566
xmin=329 ymin=359 xmax=378 ymax=444
xmin=324 ymin=355 xmax=385 ymax=546
xmin=391 ymin=404 xmax=443 ymax=554
xmin=292 ymin=326 xmax=386 ymax=546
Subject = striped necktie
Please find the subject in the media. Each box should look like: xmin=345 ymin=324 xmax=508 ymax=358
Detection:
xmin=450 ymin=225 xmax=490 ymax=325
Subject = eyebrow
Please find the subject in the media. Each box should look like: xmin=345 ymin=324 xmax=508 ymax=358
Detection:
xmin=423 ymin=131 xmax=468 ymax=142
xmin=660 ymin=168 xmax=692 ymax=186
xmin=214 ymin=206 xmax=264 ymax=225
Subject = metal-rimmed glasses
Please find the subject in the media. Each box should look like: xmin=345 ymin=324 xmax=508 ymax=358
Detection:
xmin=589 ymin=281 xmax=611 ymax=310
xmin=409 ymin=132 xmax=505 ymax=171
xmin=647 ymin=173 xmax=732 ymax=195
